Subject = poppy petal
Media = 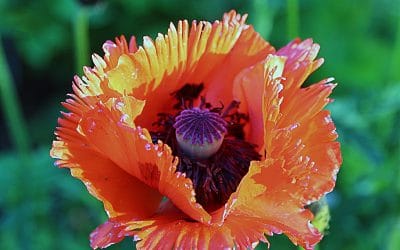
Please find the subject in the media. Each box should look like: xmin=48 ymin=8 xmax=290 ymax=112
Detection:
xmin=222 ymin=159 xmax=322 ymax=250
xmin=276 ymin=38 xmax=324 ymax=100
xmin=52 ymin=94 xmax=211 ymax=223
xmin=275 ymin=110 xmax=342 ymax=202
xmin=224 ymin=50 xmax=340 ymax=248
xmin=122 ymin=212 xmax=270 ymax=249
xmin=204 ymin=16 xmax=275 ymax=105
xmin=261 ymin=53 xmax=340 ymax=202
xmin=90 ymin=218 xmax=154 ymax=249
xmin=76 ymin=98 xmax=211 ymax=223
xmin=86 ymin=149 xmax=323 ymax=250
xmin=102 ymin=36 xmax=139 ymax=70
xmin=92 ymin=11 xmax=272 ymax=129
xmin=50 ymin=96 xmax=162 ymax=219
xmin=269 ymin=81 xmax=341 ymax=202
xmin=232 ymin=54 xmax=285 ymax=150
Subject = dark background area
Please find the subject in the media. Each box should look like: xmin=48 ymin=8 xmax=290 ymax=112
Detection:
xmin=0 ymin=0 xmax=399 ymax=249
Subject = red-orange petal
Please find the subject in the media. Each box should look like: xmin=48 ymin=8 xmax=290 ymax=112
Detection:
xmin=276 ymin=38 xmax=324 ymax=101
xmin=222 ymin=159 xmax=322 ymax=250
xmin=124 ymin=212 xmax=270 ymax=249
xmin=233 ymin=55 xmax=285 ymax=150
xmin=52 ymin=94 xmax=211 ymax=224
xmin=50 ymin=96 xmax=162 ymax=219
xmin=90 ymin=218 xmax=132 ymax=249
xmin=204 ymin=15 xmax=275 ymax=105
xmin=268 ymin=81 xmax=342 ymax=202
xmin=90 ymin=218 xmax=153 ymax=249
xmin=75 ymin=98 xmax=211 ymax=223
xmin=88 ymin=10 xmax=272 ymax=129
xmin=224 ymin=42 xmax=341 ymax=249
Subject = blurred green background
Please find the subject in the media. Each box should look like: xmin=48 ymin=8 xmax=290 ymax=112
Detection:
xmin=0 ymin=0 xmax=399 ymax=249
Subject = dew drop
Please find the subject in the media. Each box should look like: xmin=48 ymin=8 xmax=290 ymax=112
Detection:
xmin=88 ymin=120 xmax=96 ymax=132
xmin=145 ymin=143 xmax=152 ymax=151
xmin=277 ymin=83 xmax=283 ymax=93
xmin=289 ymin=123 xmax=299 ymax=130
xmin=324 ymin=116 xmax=333 ymax=124
xmin=131 ymin=69 xmax=138 ymax=79
xmin=116 ymin=101 xmax=124 ymax=110
xmin=252 ymin=242 xmax=259 ymax=249
xmin=120 ymin=114 xmax=129 ymax=123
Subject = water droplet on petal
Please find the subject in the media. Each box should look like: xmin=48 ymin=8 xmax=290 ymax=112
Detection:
xmin=324 ymin=116 xmax=333 ymax=124
xmin=116 ymin=101 xmax=124 ymax=110
xmin=88 ymin=120 xmax=96 ymax=132
xmin=145 ymin=143 xmax=152 ymax=151
xmin=131 ymin=69 xmax=138 ymax=79
xmin=120 ymin=114 xmax=129 ymax=123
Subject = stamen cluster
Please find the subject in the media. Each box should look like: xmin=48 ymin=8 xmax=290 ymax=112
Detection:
xmin=150 ymin=83 xmax=260 ymax=210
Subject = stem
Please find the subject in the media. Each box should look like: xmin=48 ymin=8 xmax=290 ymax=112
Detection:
xmin=0 ymin=37 xmax=30 ymax=156
xmin=287 ymin=0 xmax=299 ymax=39
xmin=252 ymin=0 xmax=274 ymax=39
xmin=390 ymin=3 xmax=400 ymax=82
xmin=74 ymin=6 xmax=90 ymax=75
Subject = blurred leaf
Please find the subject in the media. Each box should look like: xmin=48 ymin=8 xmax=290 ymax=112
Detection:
xmin=0 ymin=147 xmax=106 ymax=249
xmin=388 ymin=219 xmax=400 ymax=250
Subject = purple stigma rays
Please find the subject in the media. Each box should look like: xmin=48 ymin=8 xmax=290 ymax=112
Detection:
xmin=173 ymin=108 xmax=227 ymax=159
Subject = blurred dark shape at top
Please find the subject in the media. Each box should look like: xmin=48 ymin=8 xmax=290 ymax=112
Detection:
xmin=78 ymin=0 xmax=100 ymax=6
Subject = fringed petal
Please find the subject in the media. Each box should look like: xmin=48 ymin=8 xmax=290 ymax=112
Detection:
xmin=233 ymin=55 xmax=285 ymax=151
xmin=223 ymin=159 xmax=322 ymax=250
xmin=90 ymin=218 xmax=154 ymax=249
xmin=124 ymin=212 xmax=269 ymax=249
xmin=88 ymin=10 xmax=271 ymax=129
xmin=276 ymin=38 xmax=324 ymax=100
xmin=51 ymin=96 xmax=163 ymax=219
xmin=75 ymin=99 xmax=211 ymax=223
xmin=224 ymin=45 xmax=341 ymax=249
xmin=262 ymin=41 xmax=342 ymax=203
xmin=52 ymin=94 xmax=211 ymax=224
xmin=204 ymin=13 xmax=276 ymax=105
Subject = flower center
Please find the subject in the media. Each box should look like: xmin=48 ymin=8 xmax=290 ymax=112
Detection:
xmin=173 ymin=108 xmax=227 ymax=159
xmin=150 ymin=83 xmax=260 ymax=211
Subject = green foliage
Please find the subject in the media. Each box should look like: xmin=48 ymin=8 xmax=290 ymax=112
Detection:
xmin=0 ymin=0 xmax=399 ymax=249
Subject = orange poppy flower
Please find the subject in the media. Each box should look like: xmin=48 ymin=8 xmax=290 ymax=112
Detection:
xmin=51 ymin=10 xmax=342 ymax=249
